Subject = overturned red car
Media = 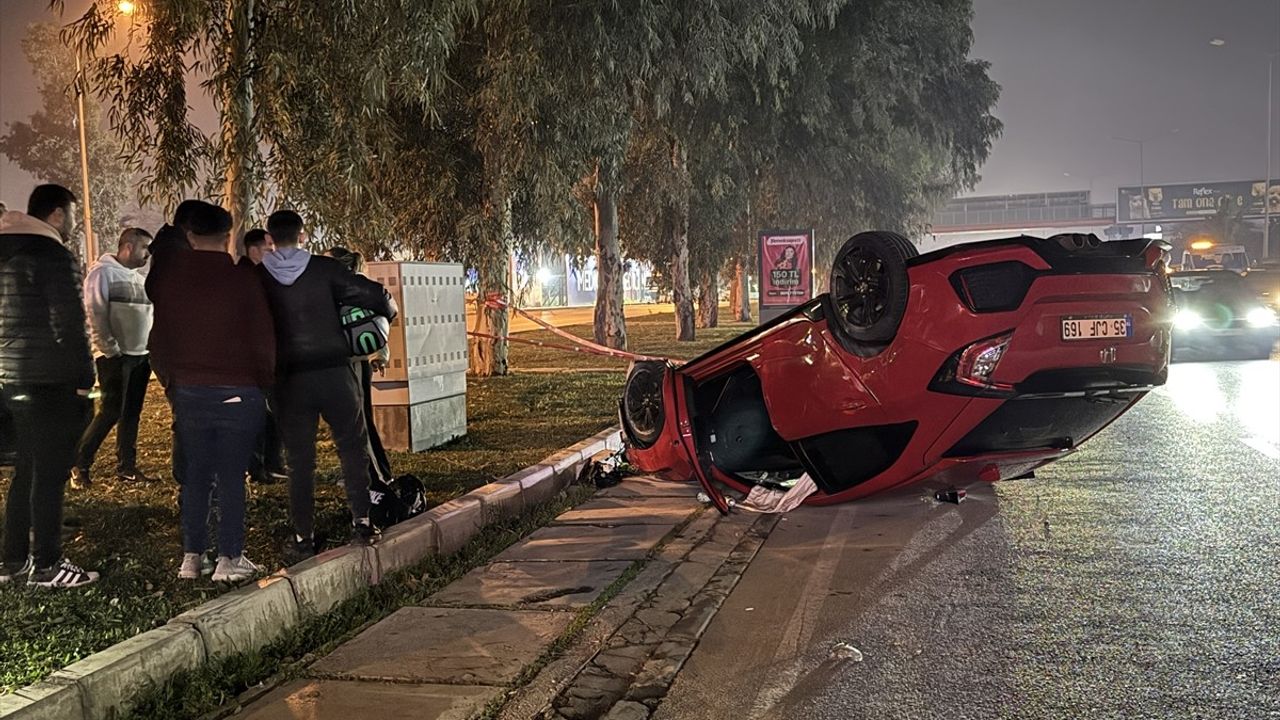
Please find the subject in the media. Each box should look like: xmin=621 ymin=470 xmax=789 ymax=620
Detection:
xmin=621 ymin=231 xmax=1174 ymax=512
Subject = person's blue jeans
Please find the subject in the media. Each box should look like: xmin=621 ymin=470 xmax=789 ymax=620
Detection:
xmin=172 ymin=385 xmax=265 ymax=557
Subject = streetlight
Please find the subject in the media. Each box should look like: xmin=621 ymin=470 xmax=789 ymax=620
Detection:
xmin=75 ymin=1 xmax=138 ymax=262
xmin=74 ymin=52 xmax=94 ymax=261
xmin=1112 ymin=130 xmax=1177 ymax=235
xmin=1210 ymin=37 xmax=1277 ymax=259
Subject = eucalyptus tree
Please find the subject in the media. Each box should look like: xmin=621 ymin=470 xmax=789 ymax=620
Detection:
xmin=54 ymin=0 xmax=477 ymax=246
xmin=0 ymin=23 xmax=132 ymax=255
xmin=750 ymin=0 xmax=1002 ymax=266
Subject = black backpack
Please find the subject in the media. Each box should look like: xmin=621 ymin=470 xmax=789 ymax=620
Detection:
xmin=369 ymin=474 xmax=428 ymax=528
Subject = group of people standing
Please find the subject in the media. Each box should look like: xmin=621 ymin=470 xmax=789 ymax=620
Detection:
xmin=0 ymin=184 xmax=397 ymax=589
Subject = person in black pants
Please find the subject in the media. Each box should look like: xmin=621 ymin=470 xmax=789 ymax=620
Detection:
xmin=147 ymin=202 xmax=276 ymax=582
xmin=71 ymin=227 xmax=155 ymax=487
xmin=325 ymin=246 xmax=393 ymax=485
xmin=241 ymin=228 xmax=287 ymax=484
xmin=0 ymin=184 xmax=100 ymax=588
xmin=258 ymin=211 xmax=395 ymax=558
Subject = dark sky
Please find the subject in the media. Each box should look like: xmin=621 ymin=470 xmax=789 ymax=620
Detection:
xmin=1 ymin=0 xmax=1278 ymax=210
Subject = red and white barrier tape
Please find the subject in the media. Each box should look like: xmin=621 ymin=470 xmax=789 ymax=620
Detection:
xmin=468 ymin=293 xmax=670 ymax=363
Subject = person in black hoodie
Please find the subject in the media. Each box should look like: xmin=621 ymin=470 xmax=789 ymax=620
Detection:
xmin=0 ymin=184 xmax=99 ymax=588
xmin=149 ymin=199 xmax=202 ymax=261
xmin=259 ymin=210 xmax=395 ymax=556
xmin=147 ymin=198 xmax=204 ymax=488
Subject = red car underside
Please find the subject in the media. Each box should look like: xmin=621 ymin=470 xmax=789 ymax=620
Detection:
xmin=624 ymin=237 xmax=1173 ymax=508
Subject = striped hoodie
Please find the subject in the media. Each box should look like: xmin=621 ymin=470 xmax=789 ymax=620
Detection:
xmin=84 ymin=253 xmax=152 ymax=357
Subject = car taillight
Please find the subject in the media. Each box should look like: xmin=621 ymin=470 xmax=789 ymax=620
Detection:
xmin=955 ymin=333 xmax=1014 ymax=391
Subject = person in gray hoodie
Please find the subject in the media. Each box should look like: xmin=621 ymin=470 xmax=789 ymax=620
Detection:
xmin=71 ymin=227 xmax=155 ymax=488
xmin=258 ymin=210 xmax=395 ymax=557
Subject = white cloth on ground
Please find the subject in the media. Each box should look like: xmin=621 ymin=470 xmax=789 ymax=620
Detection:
xmin=736 ymin=473 xmax=818 ymax=513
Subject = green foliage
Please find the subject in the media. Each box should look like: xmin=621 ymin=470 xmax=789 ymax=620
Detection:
xmin=54 ymin=0 xmax=479 ymax=224
xmin=0 ymin=23 xmax=133 ymax=250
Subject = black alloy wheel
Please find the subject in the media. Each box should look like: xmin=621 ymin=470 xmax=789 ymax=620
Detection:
xmin=828 ymin=231 xmax=917 ymax=347
xmin=622 ymin=361 xmax=667 ymax=447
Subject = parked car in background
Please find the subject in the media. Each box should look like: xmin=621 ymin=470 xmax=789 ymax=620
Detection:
xmin=1170 ymin=270 xmax=1279 ymax=361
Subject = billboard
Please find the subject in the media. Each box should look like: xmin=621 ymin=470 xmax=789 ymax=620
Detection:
xmin=1117 ymin=180 xmax=1280 ymax=223
xmin=758 ymin=230 xmax=814 ymax=321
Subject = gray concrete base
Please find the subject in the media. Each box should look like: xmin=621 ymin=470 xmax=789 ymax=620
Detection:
xmin=169 ymin=574 xmax=299 ymax=659
xmin=554 ymin=497 xmax=698 ymax=526
xmin=240 ymin=679 xmax=498 ymax=720
xmin=597 ymin=477 xmax=701 ymax=500
xmin=494 ymin=524 xmax=674 ymax=562
xmin=0 ymin=681 xmax=83 ymax=720
xmin=429 ymin=560 xmax=633 ymax=608
xmin=51 ymin=624 xmax=204 ymax=720
xmin=1 ymin=427 xmax=626 ymax=720
xmin=310 ymin=607 xmax=572 ymax=685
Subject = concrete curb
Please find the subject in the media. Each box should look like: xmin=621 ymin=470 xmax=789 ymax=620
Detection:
xmin=0 ymin=427 xmax=625 ymax=720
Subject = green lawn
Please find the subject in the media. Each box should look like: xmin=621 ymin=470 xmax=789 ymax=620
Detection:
xmin=0 ymin=309 xmax=753 ymax=693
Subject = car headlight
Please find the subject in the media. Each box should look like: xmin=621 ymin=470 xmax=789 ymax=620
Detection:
xmin=1246 ymin=306 xmax=1278 ymax=328
xmin=1174 ymin=308 xmax=1204 ymax=330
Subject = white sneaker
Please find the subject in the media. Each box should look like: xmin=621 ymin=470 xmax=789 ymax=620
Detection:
xmin=0 ymin=556 xmax=32 ymax=584
xmin=177 ymin=553 xmax=216 ymax=579
xmin=28 ymin=559 xmax=100 ymax=589
xmin=211 ymin=555 xmax=262 ymax=583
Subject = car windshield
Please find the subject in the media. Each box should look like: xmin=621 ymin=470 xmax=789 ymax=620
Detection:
xmin=1170 ymin=272 xmax=1258 ymax=304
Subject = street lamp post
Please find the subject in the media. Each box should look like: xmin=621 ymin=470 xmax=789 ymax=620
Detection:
xmin=74 ymin=52 xmax=95 ymax=262
xmin=73 ymin=1 xmax=138 ymax=263
xmin=1266 ymin=53 xmax=1273 ymax=259
xmin=1210 ymin=37 xmax=1277 ymax=259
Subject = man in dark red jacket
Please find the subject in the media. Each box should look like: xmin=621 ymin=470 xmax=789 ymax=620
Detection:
xmin=146 ymin=202 xmax=276 ymax=583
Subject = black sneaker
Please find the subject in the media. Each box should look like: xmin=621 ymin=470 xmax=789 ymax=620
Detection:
xmin=69 ymin=467 xmax=91 ymax=490
xmin=28 ymin=559 xmax=100 ymax=589
xmin=117 ymin=468 xmax=157 ymax=483
xmin=351 ymin=518 xmax=381 ymax=546
xmin=284 ymin=534 xmax=316 ymax=564
xmin=0 ymin=557 xmax=32 ymax=584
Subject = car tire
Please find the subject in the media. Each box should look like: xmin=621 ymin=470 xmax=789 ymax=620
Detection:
xmin=829 ymin=231 xmax=918 ymax=346
xmin=622 ymin=361 xmax=667 ymax=448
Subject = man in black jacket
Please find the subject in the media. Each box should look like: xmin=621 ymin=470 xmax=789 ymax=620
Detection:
xmin=0 ymin=185 xmax=99 ymax=588
xmin=259 ymin=210 xmax=395 ymax=555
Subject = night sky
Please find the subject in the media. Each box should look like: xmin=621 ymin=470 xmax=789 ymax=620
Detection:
xmin=1 ymin=0 xmax=1278 ymax=211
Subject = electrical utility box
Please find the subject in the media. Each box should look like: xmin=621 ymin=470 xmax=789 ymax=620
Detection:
xmin=365 ymin=262 xmax=468 ymax=452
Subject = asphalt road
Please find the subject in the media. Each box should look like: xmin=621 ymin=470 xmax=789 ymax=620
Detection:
xmin=656 ymin=359 xmax=1280 ymax=720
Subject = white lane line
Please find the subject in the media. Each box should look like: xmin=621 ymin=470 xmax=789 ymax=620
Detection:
xmin=1241 ymin=437 xmax=1280 ymax=460
xmin=747 ymin=505 xmax=856 ymax=720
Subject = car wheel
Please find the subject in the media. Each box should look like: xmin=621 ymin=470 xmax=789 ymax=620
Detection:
xmin=622 ymin=361 xmax=667 ymax=447
xmin=829 ymin=231 xmax=918 ymax=346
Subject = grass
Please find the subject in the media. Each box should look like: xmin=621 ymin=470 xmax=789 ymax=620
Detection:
xmin=0 ymin=308 xmax=751 ymax=694
xmin=121 ymin=485 xmax=598 ymax=720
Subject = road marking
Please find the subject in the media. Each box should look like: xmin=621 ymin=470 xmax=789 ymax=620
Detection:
xmin=747 ymin=505 xmax=856 ymax=720
xmin=1241 ymin=436 xmax=1280 ymax=459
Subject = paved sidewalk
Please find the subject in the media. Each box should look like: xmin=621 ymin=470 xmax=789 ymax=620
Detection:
xmin=237 ymin=473 xmax=763 ymax=720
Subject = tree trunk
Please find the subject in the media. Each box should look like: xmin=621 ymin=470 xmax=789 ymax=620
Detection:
xmin=670 ymin=216 xmax=695 ymax=341
xmin=669 ymin=138 xmax=695 ymax=341
xmin=592 ymin=163 xmax=627 ymax=349
xmin=222 ymin=0 xmax=256 ymax=256
xmin=734 ymin=258 xmax=751 ymax=322
xmin=469 ymin=196 xmax=512 ymax=377
xmin=696 ymin=271 xmax=718 ymax=328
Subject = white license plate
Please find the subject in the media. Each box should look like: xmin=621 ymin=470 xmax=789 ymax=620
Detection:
xmin=1061 ymin=315 xmax=1132 ymax=341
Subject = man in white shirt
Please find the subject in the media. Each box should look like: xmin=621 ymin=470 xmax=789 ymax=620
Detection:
xmin=71 ymin=227 xmax=155 ymax=487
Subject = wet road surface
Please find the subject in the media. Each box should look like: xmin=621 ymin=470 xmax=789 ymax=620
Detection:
xmin=655 ymin=360 xmax=1280 ymax=720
